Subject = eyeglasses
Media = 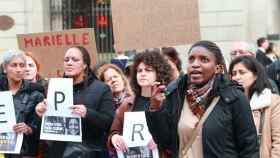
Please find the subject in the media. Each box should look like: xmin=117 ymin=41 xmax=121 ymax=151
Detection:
xmin=230 ymin=50 xmax=254 ymax=57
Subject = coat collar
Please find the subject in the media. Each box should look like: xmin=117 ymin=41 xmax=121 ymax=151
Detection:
xmin=250 ymin=88 xmax=272 ymax=110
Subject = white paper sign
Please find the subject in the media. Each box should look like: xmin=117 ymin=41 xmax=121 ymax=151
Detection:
xmin=46 ymin=78 xmax=74 ymax=116
xmin=40 ymin=78 xmax=82 ymax=142
xmin=0 ymin=92 xmax=16 ymax=133
xmin=117 ymin=112 xmax=159 ymax=158
xmin=0 ymin=91 xmax=23 ymax=154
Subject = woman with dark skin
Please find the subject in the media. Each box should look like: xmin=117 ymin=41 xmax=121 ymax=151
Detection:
xmin=35 ymin=46 xmax=114 ymax=158
xmin=146 ymin=41 xmax=259 ymax=158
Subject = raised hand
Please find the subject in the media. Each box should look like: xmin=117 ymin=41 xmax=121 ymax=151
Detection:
xmin=149 ymin=82 xmax=167 ymax=112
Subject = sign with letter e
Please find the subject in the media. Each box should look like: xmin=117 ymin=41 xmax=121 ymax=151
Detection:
xmin=0 ymin=91 xmax=16 ymax=133
xmin=0 ymin=91 xmax=23 ymax=154
xmin=40 ymin=78 xmax=82 ymax=142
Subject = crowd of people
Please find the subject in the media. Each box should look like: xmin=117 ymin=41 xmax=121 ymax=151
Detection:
xmin=0 ymin=37 xmax=280 ymax=158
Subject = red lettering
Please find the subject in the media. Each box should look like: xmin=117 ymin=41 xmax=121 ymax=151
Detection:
xmin=22 ymin=32 xmax=92 ymax=48
xmin=72 ymin=34 xmax=80 ymax=45
xmin=34 ymin=37 xmax=42 ymax=47
xmin=82 ymin=33 xmax=89 ymax=45
xmin=51 ymin=35 xmax=56 ymax=45
xmin=65 ymin=34 xmax=72 ymax=45
xmin=56 ymin=34 xmax=62 ymax=46
xmin=43 ymin=36 xmax=51 ymax=46
xmin=23 ymin=38 xmax=33 ymax=48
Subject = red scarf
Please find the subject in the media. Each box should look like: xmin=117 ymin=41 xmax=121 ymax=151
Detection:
xmin=186 ymin=78 xmax=215 ymax=118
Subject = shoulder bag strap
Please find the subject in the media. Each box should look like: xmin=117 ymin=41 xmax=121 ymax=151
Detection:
xmin=258 ymin=109 xmax=265 ymax=145
xmin=181 ymin=96 xmax=220 ymax=157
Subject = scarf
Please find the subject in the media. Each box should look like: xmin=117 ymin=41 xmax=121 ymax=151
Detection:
xmin=250 ymin=88 xmax=272 ymax=110
xmin=113 ymin=90 xmax=130 ymax=110
xmin=186 ymin=78 xmax=215 ymax=118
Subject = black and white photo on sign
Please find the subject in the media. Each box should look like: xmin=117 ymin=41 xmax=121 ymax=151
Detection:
xmin=0 ymin=91 xmax=23 ymax=154
xmin=43 ymin=116 xmax=65 ymax=135
xmin=121 ymin=146 xmax=153 ymax=158
xmin=40 ymin=78 xmax=82 ymax=142
xmin=117 ymin=112 xmax=159 ymax=158
xmin=65 ymin=117 xmax=80 ymax=136
xmin=42 ymin=116 xmax=80 ymax=136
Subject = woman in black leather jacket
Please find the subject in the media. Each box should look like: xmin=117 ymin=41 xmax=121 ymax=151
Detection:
xmin=0 ymin=50 xmax=45 ymax=158
xmin=35 ymin=46 xmax=115 ymax=158
xmin=146 ymin=41 xmax=259 ymax=158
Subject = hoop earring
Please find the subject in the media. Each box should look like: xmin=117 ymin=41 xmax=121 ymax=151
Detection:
xmin=215 ymin=65 xmax=224 ymax=74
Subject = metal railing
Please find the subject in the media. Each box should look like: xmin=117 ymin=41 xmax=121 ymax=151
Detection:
xmin=50 ymin=0 xmax=114 ymax=58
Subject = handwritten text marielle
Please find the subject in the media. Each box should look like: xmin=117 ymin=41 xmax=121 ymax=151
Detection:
xmin=22 ymin=32 xmax=90 ymax=48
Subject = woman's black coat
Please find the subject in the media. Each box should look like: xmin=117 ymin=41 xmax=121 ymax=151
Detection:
xmin=48 ymin=73 xmax=115 ymax=158
xmin=146 ymin=75 xmax=259 ymax=158
xmin=0 ymin=75 xmax=45 ymax=157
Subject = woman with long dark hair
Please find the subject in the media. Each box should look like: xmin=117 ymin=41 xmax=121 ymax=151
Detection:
xmin=35 ymin=46 xmax=115 ymax=158
xmin=107 ymin=50 xmax=172 ymax=157
xmin=229 ymin=56 xmax=280 ymax=158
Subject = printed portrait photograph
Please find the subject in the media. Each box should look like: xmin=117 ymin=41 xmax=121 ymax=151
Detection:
xmin=65 ymin=117 xmax=80 ymax=136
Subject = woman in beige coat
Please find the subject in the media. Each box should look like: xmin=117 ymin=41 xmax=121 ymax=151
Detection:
xmin=229 ymin=56 xmax=280 ymax=158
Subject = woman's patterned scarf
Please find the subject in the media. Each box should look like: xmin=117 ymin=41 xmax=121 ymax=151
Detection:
xmin=112 ymin=90 xmax=130 ymax=110
xmin=186 ymin=78 xmax=215 ymax=118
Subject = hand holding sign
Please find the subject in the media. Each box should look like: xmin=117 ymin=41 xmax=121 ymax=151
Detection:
xmin=118 ymin=112 xmax=159 ymax=158
xmin=112 ymin=134 xmax=128 ymax=152
xmin=35 ymin=99 xmax=48 ymax=117
xmin=147 ymin=138 xmax=157 ymax=150
xmin=70 ymin=104 xmax=87 ymax=118
xmin=40 ymin=78 xmax=82 ymax=142
xmin=13 ymin=123 xmax=32 ymax=135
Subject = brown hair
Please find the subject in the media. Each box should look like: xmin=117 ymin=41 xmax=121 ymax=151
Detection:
xmin=131 ymin=49 xmax=172 ymax=96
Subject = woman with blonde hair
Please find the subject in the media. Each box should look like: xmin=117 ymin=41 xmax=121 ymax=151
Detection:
xmin=98 ymin=63 xmax=133 ymax=110
xmin=98 ymin=64 xmax=134 ymax=158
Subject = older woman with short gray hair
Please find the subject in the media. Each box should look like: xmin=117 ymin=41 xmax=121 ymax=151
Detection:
xmin=0 ymin=49 xmax=45 ymax=158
